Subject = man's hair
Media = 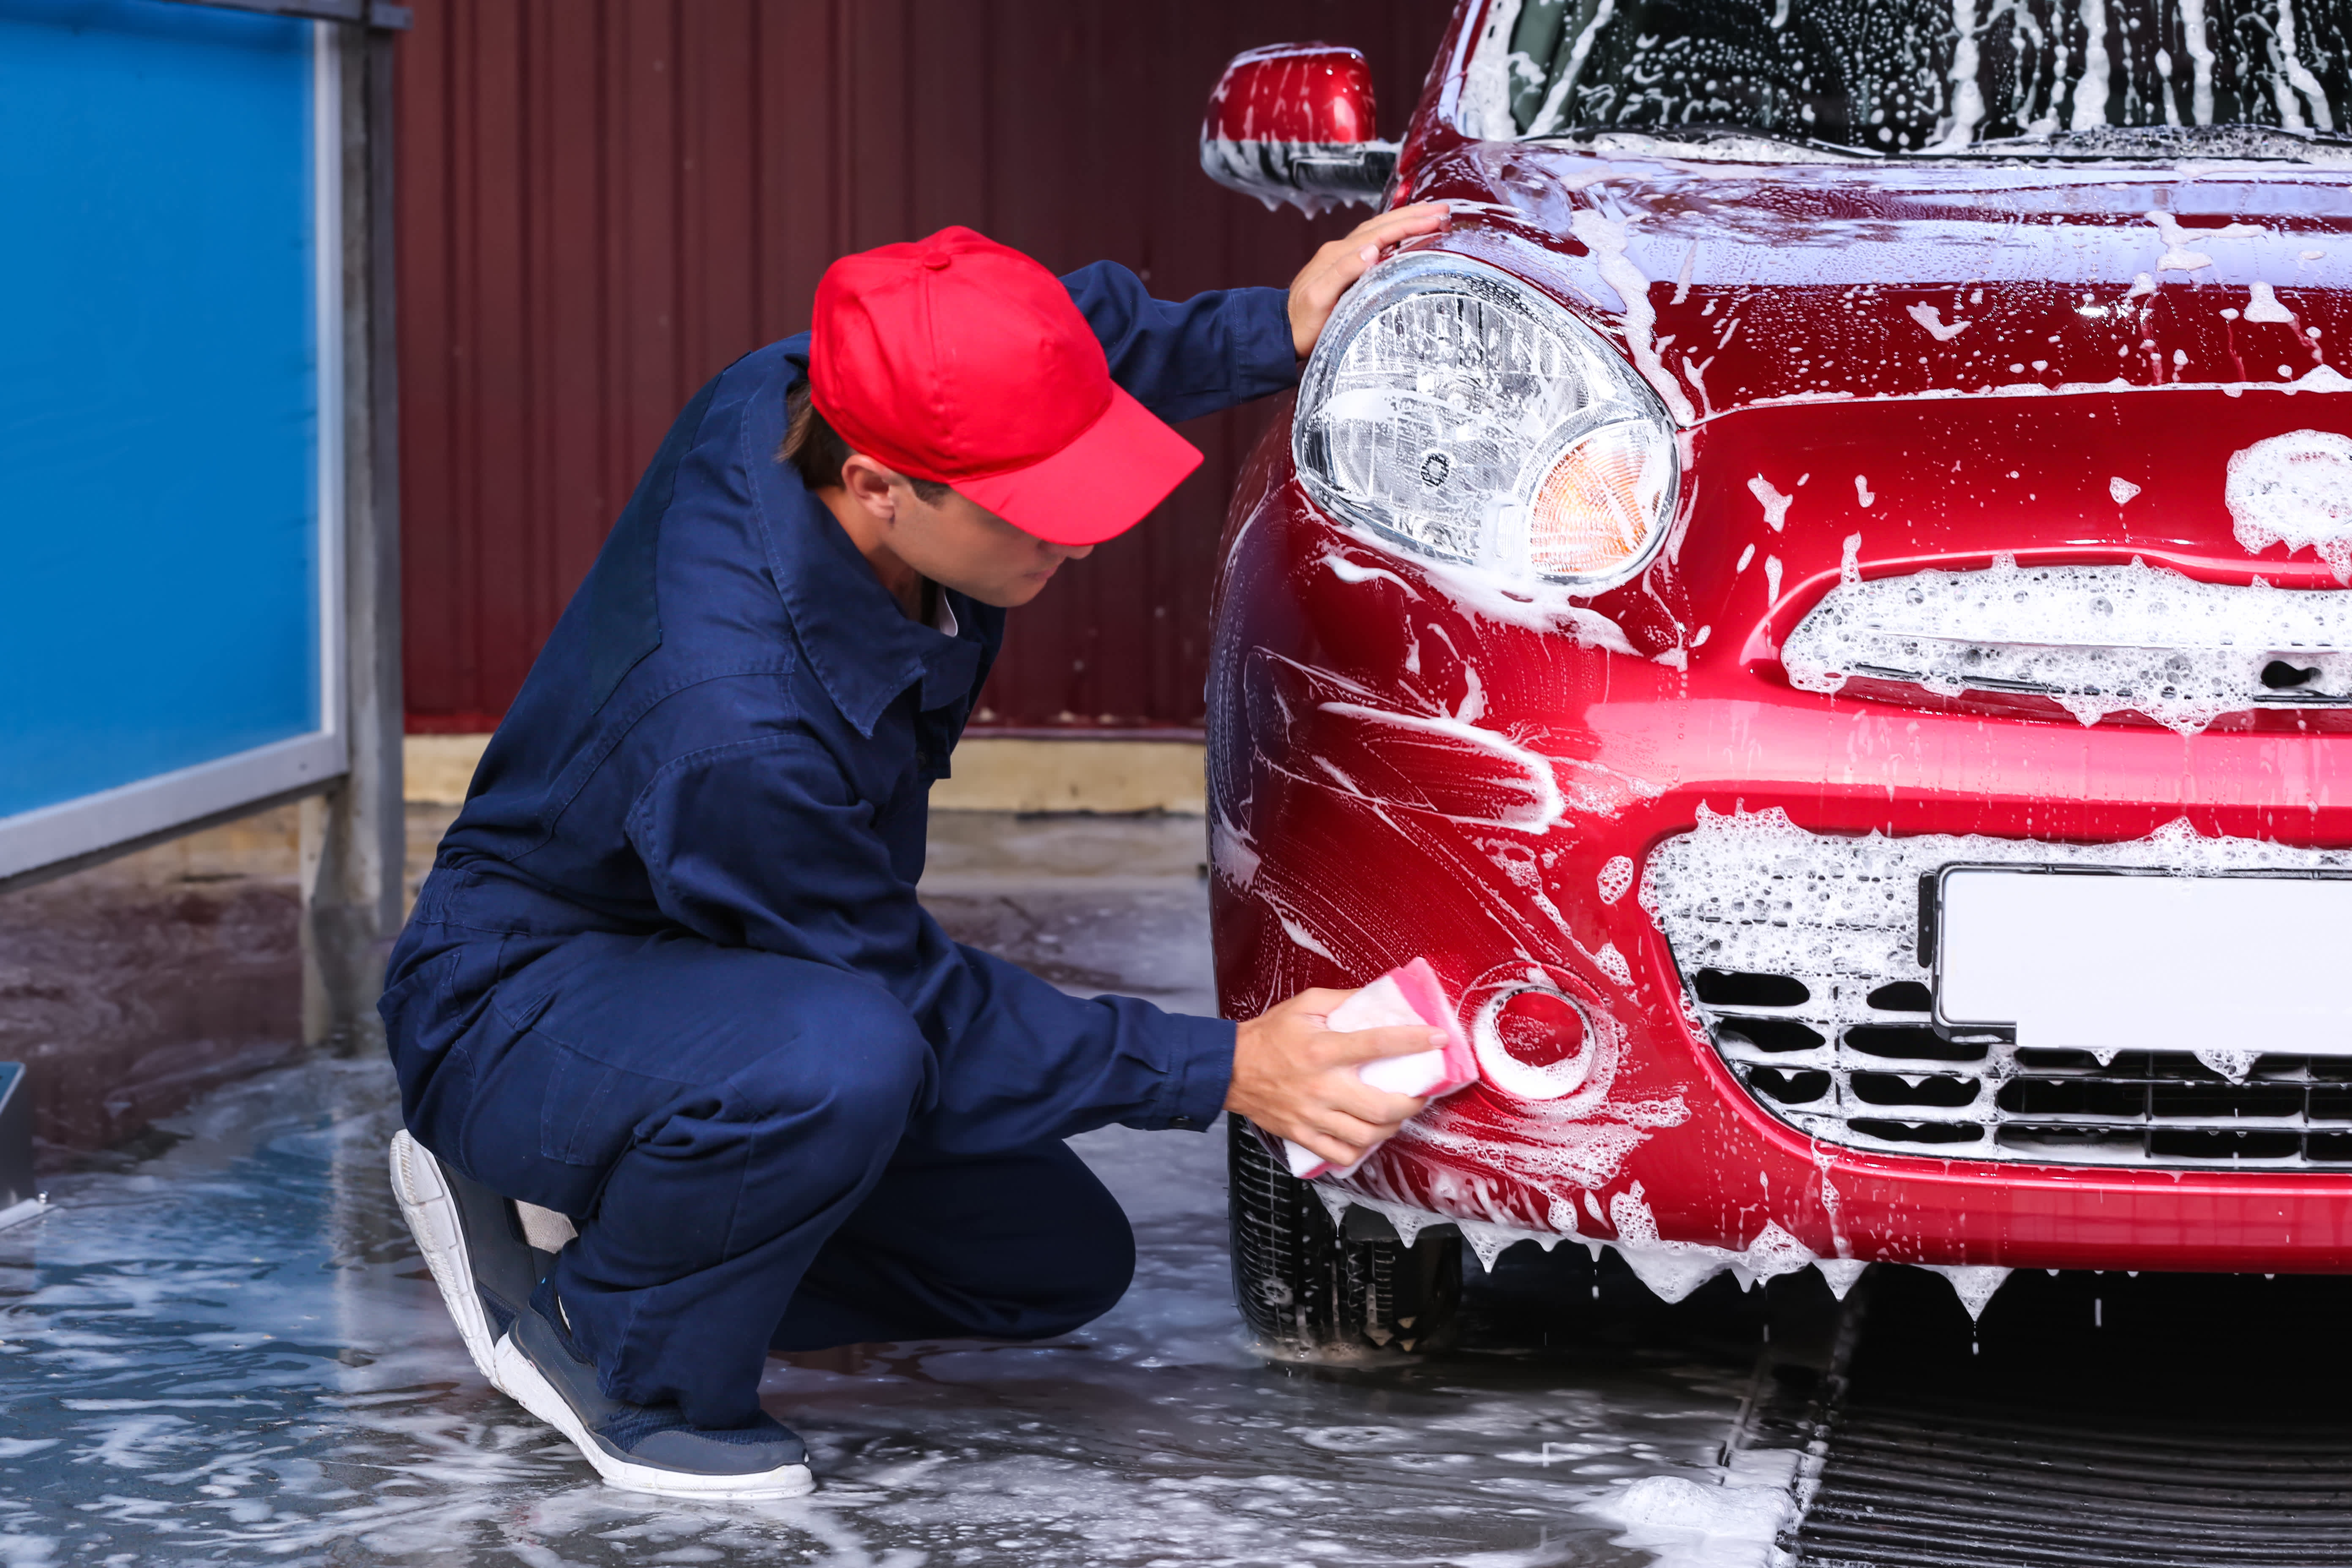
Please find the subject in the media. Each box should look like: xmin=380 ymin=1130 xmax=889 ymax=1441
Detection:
xmin=780 ymin=378 xmax=950 ymax=503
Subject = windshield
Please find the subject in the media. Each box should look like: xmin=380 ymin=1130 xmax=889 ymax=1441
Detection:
xmin=1485 ymin=0 xmax=2352 ymax=153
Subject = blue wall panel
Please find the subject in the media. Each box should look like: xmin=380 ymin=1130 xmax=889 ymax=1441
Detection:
xmin=0 ymin=0 xmax=320 ymax=820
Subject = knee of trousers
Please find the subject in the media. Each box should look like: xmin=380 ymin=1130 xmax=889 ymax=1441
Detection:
xmin=1011 ymin=1178 xmax=1138 ymax=1337
xmin=724 ymin=983 xmax=931 ymax=1142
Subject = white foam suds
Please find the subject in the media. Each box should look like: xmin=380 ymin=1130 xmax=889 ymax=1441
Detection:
xmin=1596 ymin=855 xmax=1635 ymax=904
xmin=1747 ymin=475 xmax=1793 ymax=531
xmin=2072 ymin=0 xmax=2112 ymax=131
xmin=1319 ymin=549 xmax=1422 ymax=597
xmin=1905 ymin=302 xmax=1970 ymax=341
xmin=1928 ymin=1264 xmax=2013 ymax=1321
xmin=1647 ymin=808 xmax=2352 ymax=1157
xmin=1815 ymin=1258 xmax=1869 ymax=1300
xmin=1316 ymin=702 xmax=1567 ymax=833
xmin=1523 ymin=0 xmax=1619 ymax=139
xmin=1854 ymin=475 xmax=1874 ymax=507
xmin=1199 ymin=139 xmax=1389 ymax=218
xmin=1570 ymin=207 xmax=1697 ymax=425
xmin=1734 ymin=362 xmax=2352 ymax=422
xmin=1605 ymin=1183 xmax=1819 ymax=1304
xmin=1407 ymin=549 xmax=1644 ymax=649
xmin=2181 ymin=0 xmax=2216 ymax=123
xmin=2246 ymin=281 xmax=2297 ymax=324
xmin=1277 ymin=915 xmax=1338 ymax=964
xmin=1589 ymin=1475 xmax=1794 ymax=1568
xmin=2109 ymin=475 xmax=2141 ymax=504
xmin=1467 ymin=984 xmax=1607 ymax=1105
xmin=1934 ymin=0 xmax=1983 ymax=149
xmin=1458 ymin=0 xmax=1523 ymax=140
xmin=2227 ymin=428 xmax=2352 ymax=581
xmin=1210 ymin=812 xmax=1260 ymax=890
xmin=1319 ymin=1187 xmax=1564 ymax=1270
xmin=1782 ymin=554 xmax=2352 ymax=733
xmin=2148 ymin=210 xmax=2262 ymax=273
xmin=1763 ymin=555 xmax=1783 ymax=605
xmin=2273 ymin=0 xmax=2335 ymax=132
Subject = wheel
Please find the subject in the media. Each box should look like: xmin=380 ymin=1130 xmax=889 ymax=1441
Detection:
xmin=1226 ymin=1114 xmax=1462 ymax=1354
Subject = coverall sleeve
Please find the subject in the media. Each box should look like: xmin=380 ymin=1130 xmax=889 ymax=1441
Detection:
xmin=624 ymin=733 xmax=1234 ymax=1142
xmin=1060 ymin=261 xmax=1300 ymax=425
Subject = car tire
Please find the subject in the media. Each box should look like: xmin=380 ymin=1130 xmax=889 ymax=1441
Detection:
xmin=1227 ymin=1114 xmax=1462 ymax=1354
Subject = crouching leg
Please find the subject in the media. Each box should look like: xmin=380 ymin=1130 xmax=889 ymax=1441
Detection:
xmin=769 ymin=1138 xmax=1137 ymax=1351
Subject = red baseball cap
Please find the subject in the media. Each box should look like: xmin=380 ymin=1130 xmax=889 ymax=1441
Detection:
xmin=809 ymin=227 xmax=1203 ymax=548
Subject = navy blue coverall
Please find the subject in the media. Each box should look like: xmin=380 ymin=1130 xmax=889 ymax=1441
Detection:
xmin=383 ymin=264 xmax=1299 ymax=1429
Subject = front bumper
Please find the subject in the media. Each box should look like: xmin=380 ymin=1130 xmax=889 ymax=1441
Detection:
xmin=1207 ymin=393 xmax=2352 ymax=1286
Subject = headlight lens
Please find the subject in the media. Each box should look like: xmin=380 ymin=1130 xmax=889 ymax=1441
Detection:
xmin=1294 ymin=252 xmax=1679 ymax=590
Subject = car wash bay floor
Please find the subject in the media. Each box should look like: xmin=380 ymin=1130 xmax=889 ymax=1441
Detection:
xmin=19 ymin=814 xmax=2352 ymax=1566
xmin=0 ymin=810 xmax=1799 ymax=1568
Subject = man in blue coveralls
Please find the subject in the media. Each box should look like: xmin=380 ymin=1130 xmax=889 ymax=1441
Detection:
xmin=383 ymin=205 xmax=1447 ymax=1500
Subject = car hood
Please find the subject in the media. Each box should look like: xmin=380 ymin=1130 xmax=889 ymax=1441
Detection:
xmin=1406 ymin=139 xmax=2352 ymax=423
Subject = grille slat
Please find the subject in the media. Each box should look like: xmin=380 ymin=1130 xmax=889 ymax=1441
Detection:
xmin=1646 ymin=811 xmax=2352 ymax=1168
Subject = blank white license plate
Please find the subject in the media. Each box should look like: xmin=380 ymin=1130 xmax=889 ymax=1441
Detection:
xmin=1936 ymin=866 xmax=2352 ymax=1055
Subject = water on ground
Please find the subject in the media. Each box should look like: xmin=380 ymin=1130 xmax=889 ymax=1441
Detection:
xmin=0 ymin=812 xmax=1777 ymax=1566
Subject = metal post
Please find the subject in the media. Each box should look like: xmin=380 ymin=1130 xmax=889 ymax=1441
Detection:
xmin=303 ymin=21 xmax=404 ymax=1048
xmin=0 ymin=1063 xmax=43 ymax=1230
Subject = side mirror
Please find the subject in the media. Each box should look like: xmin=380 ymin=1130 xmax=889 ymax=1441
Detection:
xmin=1199 ymin=43 xmax=1397 ymax=215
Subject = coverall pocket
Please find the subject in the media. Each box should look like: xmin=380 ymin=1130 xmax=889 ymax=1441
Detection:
xmin=537 ymin=1039 xmax=641 ymax=1168
xmin=376 ymin=948 xmax=454 ymax=1037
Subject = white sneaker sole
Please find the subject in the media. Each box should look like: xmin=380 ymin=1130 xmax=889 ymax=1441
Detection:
xmin=491 ymin=1333 xmax=817 ymax=1500
xmin=387 ymin=1129 xmax=507 ymax=1394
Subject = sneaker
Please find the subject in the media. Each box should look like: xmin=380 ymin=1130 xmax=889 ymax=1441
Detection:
xmin=493 ymin=1283 xmax=816 ymax=1500
xmin=387 ymin=1129 xmax=550 ymax=1393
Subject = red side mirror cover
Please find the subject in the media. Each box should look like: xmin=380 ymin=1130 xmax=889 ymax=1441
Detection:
xmin=1200 ymin=43 xmax=1394 ymax=214
xmin=1202 ymin=42 xmax=1378 ymax=146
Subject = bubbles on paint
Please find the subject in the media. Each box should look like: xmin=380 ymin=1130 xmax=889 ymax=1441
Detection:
xmin=1480 ymin=0 xmax=2344 ymax=152
xmin=2109 ymin=476 xmax=2142 ymax=504
xmin=2246 ymin=281 xmax=2298 ymax=324
xmin=1905 ymin=302 xmax=1971 ymax=341
xmin=2227 ymin=429 xmax=2352 ymax=581
xmin=1596 ymin=855 xmax=1635 ymax=903
xmin=1747 ymin=475 xmax=1793 ymax=531
xmin=1783 ymin=555 xmax=2352 ymax=732
xmin=1928 ymin=1264 xmax=2014 ymax=1320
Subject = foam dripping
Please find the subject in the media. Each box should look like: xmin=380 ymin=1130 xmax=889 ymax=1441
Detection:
xmin=1569 ymin=207 xmax=1696 ymax=425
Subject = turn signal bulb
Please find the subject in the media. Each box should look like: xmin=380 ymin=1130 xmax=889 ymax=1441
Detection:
xmin=1526 ymin=422 xmax=1672 ymax=578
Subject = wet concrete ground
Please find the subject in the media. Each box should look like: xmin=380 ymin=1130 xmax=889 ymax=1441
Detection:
xmin=0 ymin=811 xmax=1782 ymax=1567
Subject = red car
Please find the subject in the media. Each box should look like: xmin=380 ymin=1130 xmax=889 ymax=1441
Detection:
xmin=1201 ymin=2 xmax=2352 ymax=1350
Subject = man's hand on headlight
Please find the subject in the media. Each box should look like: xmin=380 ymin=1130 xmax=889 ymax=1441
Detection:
xmin=1226 ymin=987 xmax=1434 ymax=1169
xmin=1287 ymin=202 xmax=1450 ymax=360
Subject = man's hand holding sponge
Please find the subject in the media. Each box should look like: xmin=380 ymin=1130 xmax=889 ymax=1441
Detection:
xmin=1224 ymin=958 xmax=1480 ymax=1180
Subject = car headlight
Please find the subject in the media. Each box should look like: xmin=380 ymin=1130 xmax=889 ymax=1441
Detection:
xmin=1294 ymin=251 xmax=1679 ymax=591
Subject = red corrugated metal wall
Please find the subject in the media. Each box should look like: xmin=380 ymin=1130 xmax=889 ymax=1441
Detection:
xmin=396 ymin=0 xmax=1455 ymax=735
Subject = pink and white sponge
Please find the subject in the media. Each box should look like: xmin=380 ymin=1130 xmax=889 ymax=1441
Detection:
xmin=1281 ymin=957 xmax=1479 ymax=1181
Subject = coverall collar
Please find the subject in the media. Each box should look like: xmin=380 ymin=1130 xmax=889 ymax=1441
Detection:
xmin=757 ymin=343 xmax=984 ymax=738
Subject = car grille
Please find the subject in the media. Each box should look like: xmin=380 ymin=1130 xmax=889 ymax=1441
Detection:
xmin=1643 ymin=808 xmax=2352 ymax=1168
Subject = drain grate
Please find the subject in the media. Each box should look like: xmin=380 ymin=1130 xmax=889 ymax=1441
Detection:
xmin=1761 ymin=1267 xmax=2352 ymax=1568
xmin=1796 ymin=1402 xmax=2352 ymax=1567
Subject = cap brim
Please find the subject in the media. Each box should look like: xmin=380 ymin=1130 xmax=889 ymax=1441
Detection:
xmin=951 ymin=385 xmax=1203 ymax=547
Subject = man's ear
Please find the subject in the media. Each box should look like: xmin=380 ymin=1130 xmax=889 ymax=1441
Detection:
xmin=838 ymin=454 xmax=899 ymax=525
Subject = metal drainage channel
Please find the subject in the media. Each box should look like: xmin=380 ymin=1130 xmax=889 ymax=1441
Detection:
xmin=1729 ymin=1264 xmax=2352 ymax=1567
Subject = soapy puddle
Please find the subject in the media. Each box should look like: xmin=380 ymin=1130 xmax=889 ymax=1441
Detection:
xmin=0 ymin=844 xmax=1769 ymax=1567
xmin=0 ymin=1058 xmax=1761 ymax=1568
